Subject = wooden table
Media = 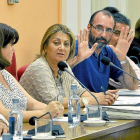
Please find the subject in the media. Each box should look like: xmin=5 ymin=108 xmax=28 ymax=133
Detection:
xmin=23 ymin=109 xmax=140 ymax=140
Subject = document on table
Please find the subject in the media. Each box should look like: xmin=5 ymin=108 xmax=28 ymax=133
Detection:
xmin=112 ymin=89 xmax=140 ymax=106
xmin=106 ymin=111 xmax=140 ymax=119
xmin=102 ymin=106 xmax=140 ymax=119
xmin=117 ymin=89 xmax=140 ymax=96
xmin=113 ymin=96 xmax=140 ymax=106
xmin=103 ymin=106 xmax=140 ymax=113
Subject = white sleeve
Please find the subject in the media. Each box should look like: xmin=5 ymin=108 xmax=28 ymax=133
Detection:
xmin=0 ymin=114 xmax=9 ymax=126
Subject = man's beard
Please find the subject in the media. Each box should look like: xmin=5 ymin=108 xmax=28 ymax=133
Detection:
xmin=89 ymin=30 xmax=108 ymax=49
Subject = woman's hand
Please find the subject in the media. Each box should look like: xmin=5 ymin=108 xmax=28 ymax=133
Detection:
xmin=0 ymin=121 xmax=9 ymax=136
xmin=45 ymin=101 xmax=64 ymax=118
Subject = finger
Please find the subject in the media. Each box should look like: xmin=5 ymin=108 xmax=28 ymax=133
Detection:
xmin=127 ymin=29 xmax=134 ymax=42
xmin=124 ymin=26 xmax=129 ymax=39
xmin=127 ymin=29 xmax=133 ymax=40
xmin=80 ymin=29 xmax=83 ymax=42
xmin=114 ymin=94 xmax=119 ymax=100
xmin=119 ymin=27 xmax=125 ymax=39
xmin=107 ymin=89 xmax=119 ymax=94
xmin=106 ymin=92 xmax=114 ymax=98
xmin=128 ymin=35 xmax=134 ymax=45
xmin=77 ymin=34 xmax=80 ymax=45
xmin=108 ymin=45 xmax=115 ymax=52
xmin=91 ymin=43 xmax=98 ymax=52
xmin=3 ymin=127 xmax=8 ymax=134
xmin=86 ymin=29 xmax=89 ymax=41
xmin=107 ymin=95 xmax=115 ymax=103
xmin=105 ymin=98 xmax=112 ymax=105
xmin=83 ymin=28 xmax=86 ymax=41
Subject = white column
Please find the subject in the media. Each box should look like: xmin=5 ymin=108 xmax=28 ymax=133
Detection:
xmin=62 ymin=0 xmax=91 ymax=36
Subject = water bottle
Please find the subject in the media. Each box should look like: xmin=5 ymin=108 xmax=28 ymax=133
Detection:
xmin=57 ymin=86 xmax=64 ymax=104
xmin=68 ymin=84 xmax=80 ymax=127
xmin=9 ymin=98 xmax=23 ymax=140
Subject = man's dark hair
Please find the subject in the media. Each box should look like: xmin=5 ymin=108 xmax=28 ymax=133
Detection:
xmin=103 ymin=6 xmax=131 ymax=28
xmin=89 ymin=9 xmax=116 ymax=30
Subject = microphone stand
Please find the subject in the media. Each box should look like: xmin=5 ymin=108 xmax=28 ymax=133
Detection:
xmin=29 ymin=112 xmax=53 ymax=126
xmin=64 ymin=68 xmax=101 ymax=114
xmin=110 ymin=62 xmax=140 ymax=82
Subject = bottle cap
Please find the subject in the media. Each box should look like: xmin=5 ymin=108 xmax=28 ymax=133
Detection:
xmin=71 ymin=84 xmax=77 ymax=90
xmin=12 ymin=98 xmax=19 ymax=103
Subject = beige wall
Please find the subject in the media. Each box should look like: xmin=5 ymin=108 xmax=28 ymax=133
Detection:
xmin=91 ymin=0 xmax=140 ymax=33
xmin=0 ymin=0 xmax=61 ymax=69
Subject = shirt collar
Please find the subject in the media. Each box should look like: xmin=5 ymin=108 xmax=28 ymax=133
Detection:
xmin=89 ymin=43 xmax=108 ymax=57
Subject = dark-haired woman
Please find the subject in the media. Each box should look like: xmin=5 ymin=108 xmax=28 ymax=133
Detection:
xmin=0 ymin=23 xmax=64 ymax=122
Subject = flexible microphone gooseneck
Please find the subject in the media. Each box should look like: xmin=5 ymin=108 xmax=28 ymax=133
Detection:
xmin=101 ymin=56 xmax=140 ymax=82
xmin=29 ymin=112 xmax=52 ymax=126
xmin=57 ymin=61 xmax=100 ymax=107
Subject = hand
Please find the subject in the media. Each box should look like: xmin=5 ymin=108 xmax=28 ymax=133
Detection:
xmin=105 ymin=89 xmax=119 ymax=105
xmin=109 ymin=26 xmax=134 ymax=61
xmin=89 ymin=89 xmax=119 ymax=106
xmin=0 ymin=121 xmax=9 ymax=136
xmin=76 ymin=28 xmax=97 ymax=63
xmin=45 ymin=101 xmax=64 ymax=118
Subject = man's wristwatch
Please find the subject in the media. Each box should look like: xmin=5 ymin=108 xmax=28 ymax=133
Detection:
xmin=120 ymin=58 xmax=128 ymax=64
xmin=82 ymin=97 xmax=89 ymax=107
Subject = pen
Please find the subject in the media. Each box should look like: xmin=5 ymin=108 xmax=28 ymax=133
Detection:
xmin=101 ymin=86 xmax=107 ymax=95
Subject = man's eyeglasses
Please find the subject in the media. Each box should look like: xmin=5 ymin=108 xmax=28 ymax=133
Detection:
xmin=90 ymin=24 xmax=114 ymax=35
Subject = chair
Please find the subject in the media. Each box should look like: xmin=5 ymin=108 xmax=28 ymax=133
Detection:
xmin=5 ymin=52 xmax=18 ymax=81
xmin=17 ymin=65 xmax=29 ymax=81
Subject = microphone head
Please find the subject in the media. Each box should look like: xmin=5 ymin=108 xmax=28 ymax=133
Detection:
xmin=101 ymin=56 xmax=111 ymax=65
xmin=29 ymin=116 xmax=37 ymax=126
xmin=57 ymin=61 xmax=68 ymax=71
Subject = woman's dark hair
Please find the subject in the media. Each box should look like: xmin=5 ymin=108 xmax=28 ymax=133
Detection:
xmin=0 ymin=23 xmax=19 ymax=69
xmin=0 ymin=23 xmax=19 ymax=48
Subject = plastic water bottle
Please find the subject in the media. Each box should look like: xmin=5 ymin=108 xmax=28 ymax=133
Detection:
xmin=57 ymin=86 xmax=64 ymax=104
xmin=9 ymin=98 xmax=23 ymax=140
xmin=68 ymin=84 xmax=80 ymax=127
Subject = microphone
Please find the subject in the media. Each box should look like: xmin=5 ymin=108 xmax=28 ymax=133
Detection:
xmin=29 ymin=112 xmax=52 ymax=126
xmin=101 ymin=56 xmax=140 ymax=82
xmin=57 ymin=61 xmax=100 ymax=106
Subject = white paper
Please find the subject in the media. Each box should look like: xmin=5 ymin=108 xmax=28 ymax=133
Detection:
xmin=53 ymin=117 xmax=68 ymax=122
xmin=117 ymin=89 xmax=140 ymax=96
